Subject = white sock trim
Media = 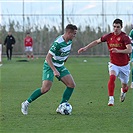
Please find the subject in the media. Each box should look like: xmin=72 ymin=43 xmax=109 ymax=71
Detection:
xmin=25 ymin=100 xmax=30 ymax=105
xmin=109 ymin=96 xmax=114 ymax=100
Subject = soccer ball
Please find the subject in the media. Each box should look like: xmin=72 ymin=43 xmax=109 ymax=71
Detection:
xmin=58 ymin=102 xmax=72 ymax=115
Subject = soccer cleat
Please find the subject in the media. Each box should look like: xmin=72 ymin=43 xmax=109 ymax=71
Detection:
xmin=108 ymin=97 xmax=114 ymax=106
xmin=56 ymin=105 xmax=62 ymax=114
xmin=130 ymin=82 xmax=133 ymax=88
xmin=56 ymin=104 xmax=66 ymax=115
xmin=120 ymin=88 xmax=126 ymax=102
xmin=21 ymin=101 xmax=29 ymax=115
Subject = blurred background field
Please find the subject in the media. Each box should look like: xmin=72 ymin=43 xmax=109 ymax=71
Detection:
xmin=0 ymin=57 xmax=132 ymax=133
xmin=0 ymin=0 xmax=132 ymax=56
xmin=0 ymin=1 xmax=133 ymax=132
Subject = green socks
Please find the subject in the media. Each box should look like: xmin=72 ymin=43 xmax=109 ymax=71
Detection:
xmin=27 ymin=88 xmax=42 ymax=103
xmin=27 ymin=87 xmax=74 ymax=104
xmin=60 ymin=87 xmax=74 ymax=104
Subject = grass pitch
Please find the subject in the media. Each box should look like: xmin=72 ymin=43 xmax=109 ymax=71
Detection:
xmin=0 ymin=57 xmax=133 ymax=133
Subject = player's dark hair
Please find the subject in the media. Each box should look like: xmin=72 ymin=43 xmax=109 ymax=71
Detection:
xmin=113 ymin=18 xmax=123 ymax=27
xmin=26 ymin=32 xmax=30 ymax=34
xmin=65 ymin=24 xmax=77 ymax=31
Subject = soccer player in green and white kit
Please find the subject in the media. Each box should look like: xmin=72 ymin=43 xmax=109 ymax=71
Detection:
xmin=21 ymin=24 xmax=77 ymax=115
xmin=129 ymin=28 xmax=133 ymax=88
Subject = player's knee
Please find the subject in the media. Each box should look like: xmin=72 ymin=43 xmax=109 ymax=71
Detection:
xmin=68 ymin=82 xmax=76 ymax=88
xmin=73 ymin=82 xmax=76 ymax=88
xmin=41 ymin=87 xmax=50 ymax=94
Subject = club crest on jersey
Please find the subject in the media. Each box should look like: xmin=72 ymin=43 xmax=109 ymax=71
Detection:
xmin=117 ymin=37 xmax=121 ymax=41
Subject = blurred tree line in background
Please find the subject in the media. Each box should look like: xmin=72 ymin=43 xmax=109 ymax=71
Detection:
xmin=0 ymin=18 xmax=132 ymax=56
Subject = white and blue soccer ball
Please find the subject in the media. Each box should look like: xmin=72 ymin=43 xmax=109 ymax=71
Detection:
xmin=58 ymin=102 xmax=72 ymax=115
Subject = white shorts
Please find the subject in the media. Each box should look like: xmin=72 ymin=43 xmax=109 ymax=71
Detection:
xmin=25 ymin=46 xmax=33 ymax=52
xmin=108 ymin=62 xmax=130 ymax=84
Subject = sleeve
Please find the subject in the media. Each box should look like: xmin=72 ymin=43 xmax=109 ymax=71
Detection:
xmin=101 ymin=33 xmax=110 ymax=42
xmin=4 ymin=36 xmax=7 ymax=45
xmin=49 ymin=42 xmax=60 ymax=56
xmin=124 ymin=35 xmax=131 ymax=45
xmin=12 ymin=36 xmax=16 ymax=44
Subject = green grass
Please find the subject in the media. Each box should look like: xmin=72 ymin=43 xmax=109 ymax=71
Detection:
xmin=0 ymin=57 xmax=133 ymax=133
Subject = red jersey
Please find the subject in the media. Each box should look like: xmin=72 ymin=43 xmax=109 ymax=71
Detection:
xmin=24 ymin=36 xmax=33 ymax=47
xmin=101 ymin=32 xmax=131 ymax=66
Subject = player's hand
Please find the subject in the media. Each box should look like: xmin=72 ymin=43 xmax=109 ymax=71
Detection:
xmin=110 ymin=48 xmax=119 ymax=53
xmin=78 ymin=48 xmax=86 ymax=54
xmin=64 ymin=57 xmax=68 ymax=62
xmin=54 ymin=70 xmax=60 ymax=77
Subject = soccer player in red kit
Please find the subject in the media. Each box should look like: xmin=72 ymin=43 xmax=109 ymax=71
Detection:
xmin=24 ymin=32 xmax=34 ymax=60
xmin=78 ymin=18 xmax=132 ymax=106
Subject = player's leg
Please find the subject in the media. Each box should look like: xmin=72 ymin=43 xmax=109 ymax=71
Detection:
xmin=29 ymin=51 xmax=33 ymax=59
xmin=119 ymin=64 xmax=130 ymax=102
xmin=31 ymin=52 xmax=34 ymax=59
xmin=25 ymin=47 xmax=28 ymax=59
xmin=107 ymin=62 xmax=118 ymax=106
xmin=56 ymin=73 xmax=75 ymax=114
xmin=10 ymin=48 xmax=12 ymax=60
xmin=26 ymin=47 xmax=30 ymax=60
xmin=55 ymin=66 xmax=76 ymax=104
xmin=21 ymin=80 xmax=52 ymax=115
xmin=21 ymin=62 xmax=54 ymax=115
xmin=27 ymin=80 xmax=52 ymax=103
xmin=108 ymin=71 xmax=116 ymax=106
xmin=27 ymin=51 xmax=30 ymax=60
xmin=6 ymin=48 xmax=9 ymax=60
xmin=60 ymin=74 xmax=76 ymax=103
xmin=30 ymin=47 xmax=34 ymax=59
xmin=120 ymin=83 xmax=128 ymax=102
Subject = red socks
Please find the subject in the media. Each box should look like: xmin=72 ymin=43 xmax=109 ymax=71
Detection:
xmin=27 ymin=55 xmax=29 ymax=58
xmin=122 ymin=86 xmax=128 ymax=93
xmin=108 ymin=75 xmax=116 ymax=96
xmin=31 ymin=55 xmax=34 ymax=59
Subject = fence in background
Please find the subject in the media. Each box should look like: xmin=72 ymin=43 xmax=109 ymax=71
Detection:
xmin=0 ymin=0 xmax=132 ymax=56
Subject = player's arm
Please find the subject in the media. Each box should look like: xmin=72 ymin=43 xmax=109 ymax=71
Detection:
xmin=30 ymin=37 xmax=33 ymax=46
xmin=64 ymin=57 xmax=68 ymax=62
xmin=11 ymin=36 xmax=16 ymax=47
xmin=46 ymin=53 xmax=60 ymax=77
xmin=3 ymin=36 xmax=7 ymax=45
xmin=110 ymin=44 xmax=132 ymax=54
xmin=78 ymin=38 xmax=101 ymax=54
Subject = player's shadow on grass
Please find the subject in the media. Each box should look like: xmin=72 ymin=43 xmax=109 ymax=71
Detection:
xmin=16 ymin=59 xmax=29 ymax=62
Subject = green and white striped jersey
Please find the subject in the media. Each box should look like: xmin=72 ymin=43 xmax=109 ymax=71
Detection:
xmin=129 ymin=29 xmax=133 ymax=45
xmin=48 ymin=35 xmax=72 ymax=67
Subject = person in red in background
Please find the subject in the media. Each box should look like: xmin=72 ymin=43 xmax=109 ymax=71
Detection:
xmin=78 ymin=18 xmax=132 ymax=106
xmin=24 ymin=32 xmax=34 ymax=60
